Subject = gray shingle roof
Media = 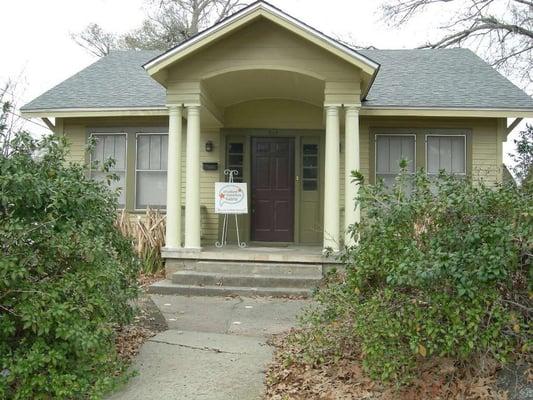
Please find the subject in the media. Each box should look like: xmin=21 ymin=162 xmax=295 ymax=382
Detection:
xmin=359 ymin=48 xmax=533 ymax=109
xmin=21 ymin=50 xmax=166 ymax=111
xmin=21 ymin=48 xmax=533 ymax=112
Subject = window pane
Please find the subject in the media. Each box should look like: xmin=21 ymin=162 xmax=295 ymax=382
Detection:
xmin=303 ymin=168 xmax=317 ymax=179
xmin=427 ymin=136 xmax=465 ymax=174
xmin=439 ymin=137 xmax=452 ymax=171
xmin=303 ymin=144 xmax=318 ymax=155
xmin=92 ymin=171 xmax=126 ymax=207
xmin=228 ymin=154 xmax=243 ymax=166
xmin=91 ymin=134 xmax=126 ymax=171
xmin=103 ymin=136 xmax=115 ymax=164
xmin=303 ymin=180 xmax=317 ymax=191
xmin=376 ymin=135 xmax=415 ymax=175
xmin=91 ymin=136 xmax=105 ymax=166
xmin=137 ymin=134 xmax=168 ymax=171
xmin=427 ymin=137 xmax=440 ymax=174
xmin=161 ymin=135 xmax=168 ymax=169
xmin=227 ymin=142 xmax=244 ymax=181
xmin=136 ymin=171 xmax=167 ymax=209
xmin=228 ymin=143 xmax=243 ymax=154
xmin=376 ymin=136 xmax=390 ymax=174
xmin=303 ymin=155 xmax=318 ymax=167
xmin=113 ymin=136 xmax=126 ymax=170
xmin=149 ymin=136 xmax=162 ymax=170
xmin=137 ymin=135 xmax=150 ymax=170
xmin=376 ymin=173 xmax=396 ymax=189
xmin=451 ymin=136 xmax=465 ymax=173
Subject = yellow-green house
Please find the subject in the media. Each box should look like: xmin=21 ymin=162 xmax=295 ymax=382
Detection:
xmin=22 ymin=1 xmax=533 ymax=261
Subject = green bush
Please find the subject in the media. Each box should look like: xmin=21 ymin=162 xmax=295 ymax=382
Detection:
xmin=302 ymin=167 xmax=532 ymax=384
xmin=0 ymin=131 xmax=140 ymax=398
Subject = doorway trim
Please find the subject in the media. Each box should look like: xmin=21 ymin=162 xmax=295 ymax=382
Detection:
xmin=220 ymin=128 xmax=324 ymax=245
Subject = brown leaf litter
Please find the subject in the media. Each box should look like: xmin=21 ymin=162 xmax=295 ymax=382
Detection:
xmin=265 ymin=329 xmax=529 ymax=400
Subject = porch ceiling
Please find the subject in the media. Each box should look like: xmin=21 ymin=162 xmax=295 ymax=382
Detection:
xmin=203 ymin=69 xmax=325 ymax=108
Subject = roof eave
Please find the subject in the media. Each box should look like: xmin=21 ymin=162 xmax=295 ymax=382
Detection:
xmin=20 ymin=106 xmax=169 ymax=118
xmin=360 ymin=106 xmax=533 ymax=118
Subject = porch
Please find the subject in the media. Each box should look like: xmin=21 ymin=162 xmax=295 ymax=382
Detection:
xmin=146 ymin=12 xmax=376 ymax=256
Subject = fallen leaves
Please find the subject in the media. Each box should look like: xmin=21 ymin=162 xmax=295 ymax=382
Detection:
xmin=265 ymin=329 xmax=517 ymax=400
xmin=115 ymin=325 xmax=156 ymax=363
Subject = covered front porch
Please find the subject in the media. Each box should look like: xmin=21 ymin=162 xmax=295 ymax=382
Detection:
xmin=144 ymin=6 xmax=378 ymax=255
xmin=163 ymin=88 xmax=362 ymax=254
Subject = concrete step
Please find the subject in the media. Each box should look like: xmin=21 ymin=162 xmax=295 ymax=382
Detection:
xmin=188 ymin=261 xmax=323 ymax=277
xmin=172 ymin=270 xmax=321 ymax=288
xmin=148 ymin=280 xmax=312 ymax=298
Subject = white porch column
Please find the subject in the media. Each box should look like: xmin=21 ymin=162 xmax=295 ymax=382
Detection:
xmin=165 ymin=105 xmax=183 ymax=249
xmin=344 ymin=105 xmax=361 ymax=246
xmin=323 ymin=105 xmax=340 ymax=252
xmin=184 ymin=104 xmax=201 ymax=250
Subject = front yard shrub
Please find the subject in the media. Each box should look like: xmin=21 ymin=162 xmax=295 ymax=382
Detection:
xmin=0 ymin=130 xmax=140 ymax=399
xmin=302 ymin=167 xmax=531 ymax=384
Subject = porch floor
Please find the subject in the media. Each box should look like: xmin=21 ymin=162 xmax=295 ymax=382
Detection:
xmin=162 ymin=245 xmax=341 ymax=265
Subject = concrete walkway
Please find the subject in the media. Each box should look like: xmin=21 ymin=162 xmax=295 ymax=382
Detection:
xmin=108 ymin=295 xmax=310 ymax=400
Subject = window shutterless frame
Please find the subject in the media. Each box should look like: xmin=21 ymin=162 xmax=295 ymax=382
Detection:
xmin=374 ymin=133 xmax=417 ymax=184
xmin=134 ymin=132 xmax=169 ymax=211
xmin=88 ymin=132 xmax=127 ymax=208
xmin=424 ymin=134 xmax=467 ymax=176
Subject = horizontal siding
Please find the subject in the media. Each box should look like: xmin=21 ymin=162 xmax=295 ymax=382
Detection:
xmin=166 ymin=18 xmax=360 ymax=83
xmin=57 ymin=113 xmax=503 ymax=248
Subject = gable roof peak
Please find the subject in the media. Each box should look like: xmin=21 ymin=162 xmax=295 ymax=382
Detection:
xmin=143 ymin=0 xmax=380 ymax=78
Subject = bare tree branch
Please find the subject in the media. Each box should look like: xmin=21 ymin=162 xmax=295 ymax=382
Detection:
xmin=381 ymin=0 xmax=533 ymax=93
xmin=70 ymin=23 xmax=117 ymax=57
xmin=73 ymin=0 xmax=248 ymax=56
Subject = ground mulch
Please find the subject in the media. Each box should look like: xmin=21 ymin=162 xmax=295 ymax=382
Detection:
xmin=265 ymin=329 xmax=532 ymax=400
xmin=115 ymin=277 xmax=168 ymax=363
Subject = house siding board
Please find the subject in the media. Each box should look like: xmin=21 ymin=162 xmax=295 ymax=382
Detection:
xmin=359 ymin=116 xmax=502 ymax=187
xmin=61 ymin=116 xmax=220 ymax=242
xmin=165 ymin=18 xmax=361 ymax=84
xmin=58 ymin=113 xmax=502 ymax=246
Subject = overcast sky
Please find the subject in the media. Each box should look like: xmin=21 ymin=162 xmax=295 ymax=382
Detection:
xmin=0 ymin=0 xmax=529 ymax=164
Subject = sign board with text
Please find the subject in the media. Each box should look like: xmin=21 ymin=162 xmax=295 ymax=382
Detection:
xmin=214 ymin=182 xmax=248 ymax=214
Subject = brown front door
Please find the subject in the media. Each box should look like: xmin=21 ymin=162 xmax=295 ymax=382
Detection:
xmin=251 ymin=137 xmax=295 ymax=242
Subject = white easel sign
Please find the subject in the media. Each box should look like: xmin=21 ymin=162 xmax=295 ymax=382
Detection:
xmin=215 ymin=182 xmax=248 ymax=214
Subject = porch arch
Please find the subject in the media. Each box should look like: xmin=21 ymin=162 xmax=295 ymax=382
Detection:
xmin=202 ymin=69 xmax=326 ymax=109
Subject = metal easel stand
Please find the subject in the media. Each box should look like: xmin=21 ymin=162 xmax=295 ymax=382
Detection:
xmin=215 ymin=169 xmax=247 ymax=248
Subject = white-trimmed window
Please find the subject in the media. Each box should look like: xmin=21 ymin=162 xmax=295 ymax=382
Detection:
xmin=426 ymin=135 xmax=466 ymax=176
xmin=375 ymin=134 xmax=416 ymax=187
xmin=136 ymin=133 xmax=168 ymax=209
xmin=89 ymin=133 xmax=127 ymax=207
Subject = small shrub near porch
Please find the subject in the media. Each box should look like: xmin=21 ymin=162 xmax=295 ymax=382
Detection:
xmin=274 ymin=167 xmax=531 ymax=395
xmin=0 ymin=132 xmax=140 ymax=399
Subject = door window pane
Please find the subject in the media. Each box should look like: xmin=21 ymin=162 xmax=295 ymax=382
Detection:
xmin=376 ymin=135 xmax=415 ymax=187
xmin=227 ymin=141 xmax=244 ymax=182
xmin=302 ymin=143 xmax=319 ymax=191
xmin=136 ymin=133 xmax=168 ymax=209
xmin=90 ymin=133 xmax=127 ymax=207
xmin=427 ymin=136 xmax=466 ymax=175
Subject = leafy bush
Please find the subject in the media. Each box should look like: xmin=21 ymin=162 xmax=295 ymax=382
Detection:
xmin=301 ymin=167 xmax=531 ymax=384
xmin=0 ymin=131 xmax=140 ymax=398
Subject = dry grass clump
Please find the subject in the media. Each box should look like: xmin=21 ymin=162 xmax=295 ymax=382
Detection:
xmin=116 ymin=208 xmax=166 ymax=274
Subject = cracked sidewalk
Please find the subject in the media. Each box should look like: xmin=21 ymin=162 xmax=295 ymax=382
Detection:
xmin=107 ymin=295 xmax=309 ymax=400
